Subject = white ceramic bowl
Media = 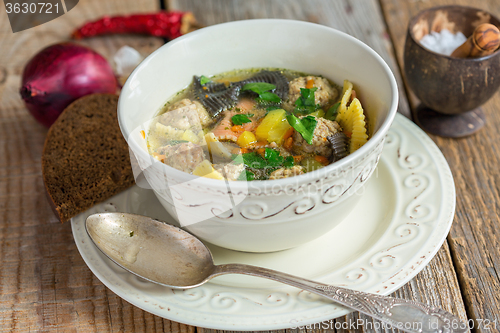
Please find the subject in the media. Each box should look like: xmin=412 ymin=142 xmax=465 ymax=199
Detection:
xmin=118 ymin=19 xmax=398 ymax=252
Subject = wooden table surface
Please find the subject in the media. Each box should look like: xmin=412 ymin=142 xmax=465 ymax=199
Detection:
xmin=1 ymin=0 xmax=499 ymax=332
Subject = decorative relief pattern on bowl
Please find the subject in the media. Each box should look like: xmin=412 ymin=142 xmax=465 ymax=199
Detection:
xmin=136 ymin=133 xmax=385 ymax=192
xmin=142 ymin=135 xmax=386 ymax=222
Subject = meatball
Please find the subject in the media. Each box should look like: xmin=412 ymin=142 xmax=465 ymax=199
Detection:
xmin=213 ymin=163 xmax=245 ymax=181
xmin=269 ymin=166 xmax=305 ymax=179
xmin=157 ymin=142 xmax=206 ymax=173
xmin=292 ymin=116 xmax=341 ymax=158
xmin=160 ymin=98 xmax=213 ymax=129
xmin=283 ymin=76 xmax=338 ymax=111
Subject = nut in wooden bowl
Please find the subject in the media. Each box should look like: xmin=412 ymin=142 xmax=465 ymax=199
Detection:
xmin=404 ymin=5 xmax=500 ymax=137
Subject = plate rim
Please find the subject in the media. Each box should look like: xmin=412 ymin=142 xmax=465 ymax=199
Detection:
xmin=71 ymin=113 xmax=456 ymax=330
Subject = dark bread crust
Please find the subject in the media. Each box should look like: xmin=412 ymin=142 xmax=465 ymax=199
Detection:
xmin=42 ymin=94 xmax=135 ymax=222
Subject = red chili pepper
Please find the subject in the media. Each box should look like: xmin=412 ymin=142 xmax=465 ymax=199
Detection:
xmin=72 ymin=11 xmax=199 ymax=40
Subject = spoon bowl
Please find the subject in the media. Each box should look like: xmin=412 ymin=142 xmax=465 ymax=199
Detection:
xmin=86 ymin=212 xmax=215 ymax=288
xmin=86 ymin=212 xmax=466 ymax=333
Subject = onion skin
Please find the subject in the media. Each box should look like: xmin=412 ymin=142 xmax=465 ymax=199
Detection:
xmin=20 ymin=43 xmax=117 ymax=127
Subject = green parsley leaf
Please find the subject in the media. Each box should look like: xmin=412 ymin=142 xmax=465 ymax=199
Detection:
xmin=238 ymin=148 xmax=294 ymax=177
xmin=298 ymin=87 xmax=317 ymax=106
xmin=237 ymin=170 xmax=255 ymax=181
xmin=294 ymin=87 xmax=321 ymax=115
xmin=325 ymin=102 xmax=340 ymax=120
xmin=286 ymin=115 xmax=317 ymax=144
xmin=241 ymin=152 xmax=268 ymax=169
xmin=283 ymin=156 xmax=295 ymax=168
xmin=231 ymin=114 xmax=252 ymax=125
xmin=258 ymin=91 xmax=281 ymax=103
xmin=200 ymin=75 xmax=211 ymax=85
xmin=266 ymin=105 xmax=281 ymax=112
xmin=242 ymin=82 xmax=276 ymax=95
xmin=242 ymin=82 xmax=282 ymax=105
xmin=264 ymin=148 xmax=284 ymax=167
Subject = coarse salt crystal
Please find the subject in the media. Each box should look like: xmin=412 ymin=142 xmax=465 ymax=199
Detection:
xmin=114 ymin=46 xmax=143 ymax=76
xmin=419 ymin=29 xmax=467 ymax=56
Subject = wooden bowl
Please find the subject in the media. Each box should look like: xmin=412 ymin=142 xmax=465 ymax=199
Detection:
xmin=404 ymin=5 xmax=500 ymax=137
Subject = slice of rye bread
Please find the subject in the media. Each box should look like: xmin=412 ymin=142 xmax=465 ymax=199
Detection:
xmin=42 ymin=94 xmax=135 ymax=222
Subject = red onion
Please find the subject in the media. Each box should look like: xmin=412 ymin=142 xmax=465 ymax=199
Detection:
xmin=20 ymin=43 xmax=117 ymax=127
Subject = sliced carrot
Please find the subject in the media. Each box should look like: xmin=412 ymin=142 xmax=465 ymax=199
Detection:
xmin=315 ymin=155 xmax=329 ymax=165
xmin=231 ymin=125 xmax=244 ymax=133
xmin=306 ymin=78 xmax=315 ymax=89
xmin=284 ymin=137 xmax=293 ymax=150
xmin=293 ymin=155 xmax=303 ymax=163
xmin=283 ymin=128 xmax=294 ymax=141
xmin=256 ymin=148 xmax=266 ymax=157
xmin=140 ymin=130 xmax=145 ymax=139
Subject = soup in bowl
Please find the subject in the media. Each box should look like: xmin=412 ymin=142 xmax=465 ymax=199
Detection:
xmin=147 ymin=68 xmax=367 ymax=180
xmin=118 ymin=19 xmax=398 ymax=252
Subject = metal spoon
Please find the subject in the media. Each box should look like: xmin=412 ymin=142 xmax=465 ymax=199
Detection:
xmin=86 ymin=212 xmax=466 ymax=333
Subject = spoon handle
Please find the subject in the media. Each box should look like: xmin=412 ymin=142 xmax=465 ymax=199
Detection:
xmin=213 ymin=264 xmax=467 ymax=333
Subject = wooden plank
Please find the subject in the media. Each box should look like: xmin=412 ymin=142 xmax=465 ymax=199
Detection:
xmin=0 ymin=0 xmax=473 ymax=331
xmin=0 ymin=0 xmax=191 ymax=331
xmin=166 ymin=0 xmax=468 ymax=331
xmin=167 ymin=0 xmax=411 ymax=118
xmin=380 ymin=0 xmax=500 ymax=330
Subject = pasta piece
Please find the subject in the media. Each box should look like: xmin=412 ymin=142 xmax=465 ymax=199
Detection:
xmin=334 ymin=80 xmax=369 ymax=153
xmin=335 ymin=80 xmax=353 ymax=126
xmin=342 ymin=96 xmax=363 ymax=135
xmin=347 ymin=98 xmax=368 ymax=153
xmin=155 ymin=122 xmax=183 ymax=139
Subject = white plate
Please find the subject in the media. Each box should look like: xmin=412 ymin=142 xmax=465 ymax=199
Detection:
xmin=71 ymin=114 xmax=455 ymax=331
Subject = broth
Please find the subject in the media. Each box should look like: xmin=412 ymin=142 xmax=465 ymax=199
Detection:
xmin=147 ymin=68 xmax=369 ymax=181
